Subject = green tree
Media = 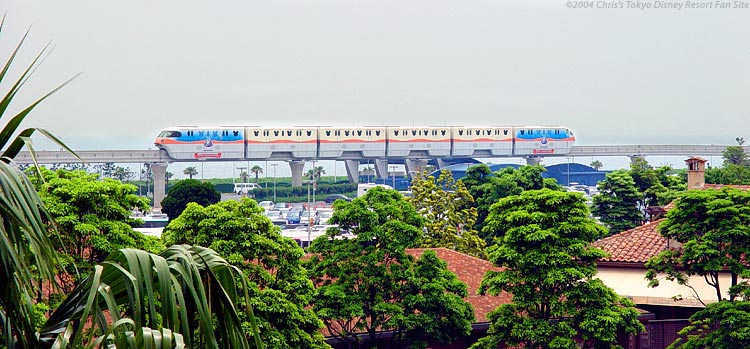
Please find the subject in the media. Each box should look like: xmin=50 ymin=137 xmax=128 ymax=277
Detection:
xmin=629 ymin=158 xmax=684 ymax=208
xmin=461 ymin=164 xmax=560 ymax=239
xmin=28 ymin=168 xmax=161 ymax=282
xmin=666 ymin=301 xmax=750 ymax=349
xmin=162 ymin=199 xmax=329 ymax=348
xmin=646 ymin=188 xmax=750 ymax=303
xmin=183 ymin=166 xmax=198 ymax=179
xmin=591 ymin=170 xmax=643 ymax=234
xmin=409 ymin=169 xmax=486 ymax=258
xmin=306 ymin=166 xmax=326 ymax=181
xmin=112 ymin=165 xmax=134 ymax=182
xmin=722 ymin=137 xmax=748 ymax=166
xmin=705 ymin=139 xmax=750 ymax=185
xmin=645 ymin=188 xmax=750 ymax=348
xmin=0 ymin=23 xmax=260 ymax=349
xmin=590 ymin=160 xmax=603 ymax=170
xmin=160 ymin=179 xmax=221 ymax=220
xmin=306 ymin=187 xmax=474 ymax=348
xmin=473 ymin=189 xmax=643 ymax=349
xmin=92 ymin=162 xmax=116 ymax=178
xmin=250 ymin=165 xmax=263 ymax=182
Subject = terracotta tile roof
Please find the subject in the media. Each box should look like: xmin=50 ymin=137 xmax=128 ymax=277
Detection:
xmin=406 ymin=248 xmax=510 ymax=323
xmin=592 ymin=219 xmax=667 ymax=264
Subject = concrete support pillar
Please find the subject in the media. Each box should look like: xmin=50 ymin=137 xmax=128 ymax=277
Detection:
xmin=436 ymin=158 xmax=448 ymax=169
xmin=345 ymin=160 xmax=360 ymax=184
xmin=151 ymin=162 xmax=168 ymax=214
xmin=289 ymin=161 xmax=305 ymax=187
xmin=525 ymin=156 xmax=543 ymax=166
xmin=405 ymin=159 xmax=428 ymax=178
xmin=374 ymin=159 xmax=389 ymax=179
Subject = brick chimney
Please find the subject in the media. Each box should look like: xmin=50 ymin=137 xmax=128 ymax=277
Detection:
xmin=685 ymin=156 xmax=707 ymax=190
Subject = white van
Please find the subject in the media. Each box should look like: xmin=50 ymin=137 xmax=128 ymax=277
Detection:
xmin=234 ymin=182 xmax=262 ymax=195
xmin=357 ymin=183 xmax=393 ymax=197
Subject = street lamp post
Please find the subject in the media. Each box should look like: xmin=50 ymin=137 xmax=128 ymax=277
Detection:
xmin=271 ymin=163 xmax=278 ymax=202
xmin=312 ymin=160 xmax=317 ymax=202
xmin=237 ymin=166 xmax=247 ymax=196
xmin=302 ymin=179 xmax=315 ymax=248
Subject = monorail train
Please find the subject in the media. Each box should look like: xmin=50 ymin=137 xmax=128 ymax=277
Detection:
xmin=154 ymin=125 xmax=575 ymax=160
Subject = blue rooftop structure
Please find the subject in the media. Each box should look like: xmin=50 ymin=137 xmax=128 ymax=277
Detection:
xmin=425 ymin=162 xmax=608 ymax=187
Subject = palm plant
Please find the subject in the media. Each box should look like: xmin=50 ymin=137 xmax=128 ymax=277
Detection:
xmin=183 ymin=166 xmax=198 ymax=179
xmin=250 ymin=165 xmax=263 ymax=182
xmin=0 ymin=18 xmax=262 ymax=348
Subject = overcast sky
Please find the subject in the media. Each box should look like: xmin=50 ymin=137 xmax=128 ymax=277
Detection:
xmin=3 ymin=0 xmax=750 ymax=153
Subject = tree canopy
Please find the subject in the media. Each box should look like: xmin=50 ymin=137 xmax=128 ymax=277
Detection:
xmin=646 ymin=188 xmax=750 ymax=348
xmin=306 ymin=187 xmax=474 ymax=348
xmin=474 ymin=189 xmax=643 ymax=349
xmin=28 ymin=168 xmax=162 ymax=281
xmin=409 ymin=169 xmax=486 ymax=258
xmin=162 ymin=199 xmax=329 ymax=349
xmin=460 ymin=164 xmax=560 ymax=240
xmin=591 ymin=169 xmax=643 ymax=235
xmin=646 ymin=188 xmax=750 ymax=303
xmin=160 ymin=179 xmax=221 ymax=219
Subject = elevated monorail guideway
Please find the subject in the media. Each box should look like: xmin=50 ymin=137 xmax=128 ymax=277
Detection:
xmin=568 ymin=144 xmax=744 ymax=157
xmin=14 ymin=143 xmax=747 ymax=214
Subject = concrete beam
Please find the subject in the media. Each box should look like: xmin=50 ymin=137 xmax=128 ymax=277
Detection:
xmin=374 ymin=159 xmax=389 ymax=179
xmin=405 ymin=159 xmax=428 ymax=178
xmin=345 ymin=160 xmax=360 ymax=184
xmin=289 ymin=161 xmax=305 ymax=187
xmin=151 ymin=162 xmax=168 ymax=214
xmin=525 ymin=156 xmax=543 ymax=166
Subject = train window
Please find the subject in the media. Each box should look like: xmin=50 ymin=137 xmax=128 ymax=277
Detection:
xmin=412 ymin=130 xmax=417 ymax=136
xmin=441 ymin=130 xmax=446 ymax=136
xmin=159 ymin=131 xmax=181 ymax=138
xmin=357 ymin=130 xmax=362 ymax=136
xmin=394 ymin=130 xmax=399 ymax=136
xmin=254 ymin=131 xmax=259 ymax=137
xmin=345 ymin=130 xmax=350 ymax=136
xmin=325 ymin=130 xmax=331 ymax=136
xmin=376 ymin=130 xmax=381 ymax=136
xmin=458 ymin=130 xmax=463 ymax=136
xmin=366 ymin=130 xmax=371 ymax=136
xmin=475 ymin=130 xmax=480 ymax=135
xmin=307 ymin=130 xmax=312 ymax=136
xmin=286 ymin=130 xmax=291 ymax=136
xmin=264 ymin=130 xmax=269 ymax=136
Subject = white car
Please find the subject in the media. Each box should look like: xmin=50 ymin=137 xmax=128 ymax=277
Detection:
xmin=258 ymin=201 xmax=274 ymax=211
xmin=265 ymin=210 xmax=283 ymax=220
xmin=317 ymin=210 xmax=334 ymax=225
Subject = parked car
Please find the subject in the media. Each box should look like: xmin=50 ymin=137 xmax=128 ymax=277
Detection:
xmin=274 ymin=202 xmax=290 ymax=210
xmin=258 ymin=201 xmax=274 ymax=211
xmin=285 ymin=210 xmax=301 ymax=224
xmin=324 ymin=194 xmax=352 ymax=204
xmin=317 ymin=210 xmax=334 ymax=225
xmin=300 ymin=210 xmax=320 ymax=225
xmin=265 ymin=210 xmax=283 ymax=220
xmin=234 ymin=182 xmax=262 ymax=195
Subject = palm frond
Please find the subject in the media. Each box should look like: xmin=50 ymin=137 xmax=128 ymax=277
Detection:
xmin=0 ymin=161 xmax=58 ymax=348
xmin=41 ymin=245 xmax=261 ymax=349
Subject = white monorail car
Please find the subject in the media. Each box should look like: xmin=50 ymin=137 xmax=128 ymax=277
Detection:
xmin=451 ymin=126 xmax=514 ymax=157
xmin=154 ymin=126 xmax=245 ymax=160
xmin=386 ymin=126 xmax=451 ymax=157
xmin=245 ymin=127 xmax=317 ymax=159
xmin=154 ymin=125 xmax=575 ymax=160
xmin=318 ymin=126 xmax=386 ymax=158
